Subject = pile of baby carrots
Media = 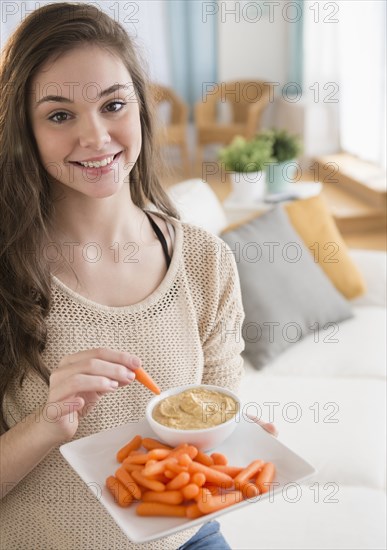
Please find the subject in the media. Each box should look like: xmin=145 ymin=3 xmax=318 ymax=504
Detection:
xmin=105 ymin=435 xmax=276 ymax=518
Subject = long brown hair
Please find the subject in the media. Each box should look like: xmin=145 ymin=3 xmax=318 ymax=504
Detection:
xmin=0 ymin=2 xmax=179 ymax=432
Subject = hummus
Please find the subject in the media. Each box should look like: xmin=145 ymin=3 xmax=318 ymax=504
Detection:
xmin=152 ymin=387 xmax=239 ymax=430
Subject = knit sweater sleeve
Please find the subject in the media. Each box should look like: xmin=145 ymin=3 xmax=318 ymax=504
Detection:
xmin=200 ymin=238 xmax=245 ymax=394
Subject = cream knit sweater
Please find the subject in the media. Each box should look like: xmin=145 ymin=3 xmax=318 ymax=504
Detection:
xmin=1 ymin=220 xmax=245 ymax=550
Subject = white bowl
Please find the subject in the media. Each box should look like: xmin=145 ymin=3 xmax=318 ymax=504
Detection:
xmin=145 ymin=384 xmax=240 ymax=451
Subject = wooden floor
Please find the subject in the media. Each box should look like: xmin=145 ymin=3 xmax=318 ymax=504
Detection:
xmin=159 ymin=155 xmax=387 ymax=252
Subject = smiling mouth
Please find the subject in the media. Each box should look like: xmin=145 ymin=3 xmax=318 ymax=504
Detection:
xmin=70 ymin=152 xmax=122 ymax=168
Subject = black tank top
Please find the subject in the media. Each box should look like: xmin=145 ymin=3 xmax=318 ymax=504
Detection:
xmin=144 ymin=211 xmax=172 ymax=269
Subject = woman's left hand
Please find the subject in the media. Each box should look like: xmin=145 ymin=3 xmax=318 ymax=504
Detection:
xmin=253 ymin=418 xmax=279 ymax=437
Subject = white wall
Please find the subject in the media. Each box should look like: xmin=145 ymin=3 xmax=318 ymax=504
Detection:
xmin=0 ymin=0 xmax=171 ymax=85
xmin=217 ymin=1 xmax=289 ymax=84
xmin=216 ymin=0 xmax=291 ymax=127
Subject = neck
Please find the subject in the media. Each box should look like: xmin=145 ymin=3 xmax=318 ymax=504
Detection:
xmin=48 ymin=182 xmax=149 ymax=247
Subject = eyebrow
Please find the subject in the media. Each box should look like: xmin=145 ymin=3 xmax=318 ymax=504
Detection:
xmin=35 ymin=83 xmax=128 ymax=108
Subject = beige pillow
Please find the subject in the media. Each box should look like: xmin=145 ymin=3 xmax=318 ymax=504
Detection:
xmin=221 ymin=207 xmax=353 ymax=369
xmin=285 ymin=195 xmax=366 ymax=299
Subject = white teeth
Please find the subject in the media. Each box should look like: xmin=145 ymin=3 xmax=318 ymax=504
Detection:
xmin=79 ymin=155 xmax=115 ymax=168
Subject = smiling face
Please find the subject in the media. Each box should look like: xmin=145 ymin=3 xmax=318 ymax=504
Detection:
xmin=29 ymin=44 xmax=142 ymax=199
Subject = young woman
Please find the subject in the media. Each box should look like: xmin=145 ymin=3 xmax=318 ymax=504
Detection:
xmin=0 ymin=3 xmax=276 ymax=548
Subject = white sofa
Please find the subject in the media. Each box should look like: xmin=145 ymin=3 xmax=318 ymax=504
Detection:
xmin=167 ymin=180 xmax=387 ymax=550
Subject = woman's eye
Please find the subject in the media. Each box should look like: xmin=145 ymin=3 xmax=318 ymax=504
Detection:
xmin=104 ymin=101 xmax=126 ymax=113
xmin=47 ymin=101 xmax=126 ymax=124
xmin=49 ymin=112 xmax=70 ymax=124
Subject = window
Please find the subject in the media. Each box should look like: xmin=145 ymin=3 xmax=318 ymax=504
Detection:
xmin=303 ymin=0 xmax=386 ymax=169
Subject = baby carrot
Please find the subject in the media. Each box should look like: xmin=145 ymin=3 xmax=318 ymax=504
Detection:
xmin=188 ymin=461 xmax=233 ymax=488
xmin=212 ymin=465 xmax=244 ymax=477
xmin=210 ymin=453 xmax=228 ymax=466
xmin=145 ymin=459 xmax=157 ymax=469
xmin=148 ymin=448 xmax=171 ymax=461
xmin=142 ymin=445 xmax=189 ymax=477
xmin=255 ymin=462 xmax=276 ymax=494
xmin=202 ymin=484 xmax=220 ymax=496
xmin=234 ymin=459 xmax=264 ymax=486
xmin=123 ymin=453 xmax=149 ymax=465
xmin=166 ymin=471 xmax=190 ymax=491
xmin=116 ymin=434 xmax=142 ymax=463
xmin=142 ymin=459 xmax=171 ymax=478
xmin=131 ymin=470 xmax=166 ymax=492
xmin=178 ymin=453 xmax=193 ymax=467
xmin=195 ymin=451 xmax=214 ymax=467
xmin=115 ymin=467 xmax=142 ymax=500
xmin=121 ymin=462 xmax=143 ymax=473
xmin=136 ymin=502 xmax=187 ymax=517
xmin=141 ymin=438 xmax=173 ymax=451
xmin=185 ymin=445 xmax=199 ymax=460
xmin=105 ymin=475 xmax=133 ymax=507
xmin=165 ymin=460 xmax=188 ymax=475
xmin=133 ymin=366 xmax=161 ymax=394
xmin=191 ymin=472 xmax=206 ymax=487
xmin=182 ymin=483 xmax=200 ymax=500
xmin=195 ymin=487 xmax=211 ymax=503
xmin=197 ymin=490 xmax=244 ymax=514
xmin=169 ymin=446 xmax=198 ymax=465
xmin=144 ymin=473 xmax=170 ymax=484
xmin=237 ymin=481 xmax=260 ymax=499
xmin=185 ymin=502 xmax=205 ymax=519
xmin=142 ymin=490 xmax=184 ymax=505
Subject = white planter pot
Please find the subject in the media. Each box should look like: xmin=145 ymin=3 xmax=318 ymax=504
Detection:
xmin=229 ymin=171 xmax=266 ymax=202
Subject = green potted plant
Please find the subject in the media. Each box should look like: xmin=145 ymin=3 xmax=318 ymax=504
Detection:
xmin=255 ymin=129 xmax=303 ymax=193
xmin=218 ymin=135 xmax=273 ymax=201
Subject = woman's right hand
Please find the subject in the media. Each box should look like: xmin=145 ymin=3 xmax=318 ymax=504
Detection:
xmin=40 ymin=348 xmax=141 ymax=444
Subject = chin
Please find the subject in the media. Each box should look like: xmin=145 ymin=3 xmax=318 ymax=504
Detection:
xmin=87 ymin=182 xmax=125 ymax=199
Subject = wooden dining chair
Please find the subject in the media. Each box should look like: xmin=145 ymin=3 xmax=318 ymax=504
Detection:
xmin=195 ymin=80 xmax=273 ymax=169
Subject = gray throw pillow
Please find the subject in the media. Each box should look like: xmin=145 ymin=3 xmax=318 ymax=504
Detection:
xmin=221 ymin=206 xmax=354 ymax=369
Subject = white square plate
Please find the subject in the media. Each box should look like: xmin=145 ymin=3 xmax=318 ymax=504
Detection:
xmin=60 ymin=416 xmax=317 ymax=544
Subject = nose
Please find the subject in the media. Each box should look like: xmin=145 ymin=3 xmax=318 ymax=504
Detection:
xmin=78 ymin=115 xmax=111 ymax=150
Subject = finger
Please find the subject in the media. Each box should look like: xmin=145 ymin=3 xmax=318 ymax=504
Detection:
xmin=54 ymin=358 xmax=137 ymax=386
xmin=261 ymin=423 xmax=279 ymax=438
xmin=247 ymin=414 xmax=279 ymax=438
xmin=43 ymin=397 xmax=84 ymax=422
xmin=62 ymin=348 xmax=141 ymax=370
xmin=49 ymin=373 xmax=123 ymax=404
xmin=74 ymin=397 xmax=84 ymax=409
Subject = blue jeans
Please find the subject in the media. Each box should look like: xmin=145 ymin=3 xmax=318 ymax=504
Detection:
xmin=177 ymin=521 xmax=231 ymax=550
